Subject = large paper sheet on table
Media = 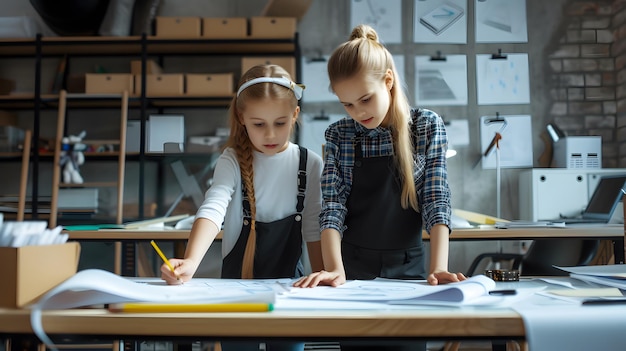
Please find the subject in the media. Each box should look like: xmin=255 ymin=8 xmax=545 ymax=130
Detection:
xmin=513 ymin=286 xmax=626 ymax=351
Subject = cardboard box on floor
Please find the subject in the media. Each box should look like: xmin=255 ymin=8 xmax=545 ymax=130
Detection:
xmin=0 ymin=242 xmax=81 ymax=308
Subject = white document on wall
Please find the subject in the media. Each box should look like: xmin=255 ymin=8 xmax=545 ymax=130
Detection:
xmin=475 ymin=0 xmax=528 ymax=43
xmin=415 ymin=54 xmax=468 ymax=106
xmin=414 ymin=0 xmax=467 ymax=43
xmin=301 ymin=55 xmax=404 ymax=102
xmin=476 ymin=53 xmax=530 ymax=105
xmin=350 ymin=0 xmax=402 ymax=43
xmin=299 ymin=113 xmax=346 ymax=155
xmin=479 ymin=114 xmax=533 ymax=169
xmin=301 ymin=55 xmax=335 ymax=102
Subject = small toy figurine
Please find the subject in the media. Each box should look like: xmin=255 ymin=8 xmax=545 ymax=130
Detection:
xmin=59 ymin=130 xmax=87 ymax=184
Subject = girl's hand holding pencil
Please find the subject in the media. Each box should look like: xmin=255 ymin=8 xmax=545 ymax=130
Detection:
xmin=150 ymin=240 xmax=187 ymax=284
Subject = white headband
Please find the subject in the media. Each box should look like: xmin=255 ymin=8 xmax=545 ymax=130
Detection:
xmin=236 ymin=77 xmax=304 ymax=100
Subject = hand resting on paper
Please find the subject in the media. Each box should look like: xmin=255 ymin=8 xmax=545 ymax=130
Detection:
xmin=293 ymin=269 xmax=347 ymax=288
xmin=428 ymin=270 xmax=467 ymax=286
xmin=294 ymin=269 xmax=466 ymax=288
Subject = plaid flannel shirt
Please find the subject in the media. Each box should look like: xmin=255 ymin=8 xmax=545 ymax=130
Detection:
xmin=320 ymin=108 xmax=451 ymax=235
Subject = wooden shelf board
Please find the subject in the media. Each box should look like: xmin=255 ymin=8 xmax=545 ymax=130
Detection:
xmin=60 ymin=181 xmax=117 ymax=188
xmin=0 ymin=36 xmax=296 ymax=57
xmin=0 ymin=93 xmax=234 ymax=109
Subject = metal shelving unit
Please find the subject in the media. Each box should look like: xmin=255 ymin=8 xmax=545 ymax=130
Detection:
xmin=0 ymin=33 xmax=301 ymax=224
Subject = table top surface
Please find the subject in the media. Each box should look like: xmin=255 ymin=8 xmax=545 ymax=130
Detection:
xmin=65 ymin=224 xmax=624 ymax=241
xmin=0 ymin=306 xmax=524 ymax=339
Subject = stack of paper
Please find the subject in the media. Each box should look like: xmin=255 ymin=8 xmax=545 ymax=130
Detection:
xmin=283 ymin=275 xmax=496 ymax=306
xmin=0 ymin=221 xmax=68 ymax=247
xmin=555 ymin=264 xmax=626 ymax=290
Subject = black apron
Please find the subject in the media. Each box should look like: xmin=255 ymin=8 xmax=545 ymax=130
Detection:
xmin=342 ymin=137 xmax=425 ymax=280
xmin=221 ymin=146 xmax=308 ymax=279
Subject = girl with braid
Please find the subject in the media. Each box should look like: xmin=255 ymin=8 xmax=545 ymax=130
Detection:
xmin=160 ymin=65 xmax=324 ymax=351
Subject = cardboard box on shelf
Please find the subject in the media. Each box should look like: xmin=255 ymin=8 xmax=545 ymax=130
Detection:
xmin=249 ymin=17 xmax=296 ymax=39
xmin=0 ymin=242 xmax=81 ymax=308
xmin=85 ymin=74 xmax=134 ymax=94
xmin=130 ymin=60 xmax=163 ymax=75
xmin=155 ymin=17 xmax=201 ymax=38
xmin=134 ymin=74 xmax=184 ymax=97
xmin=185 ymin=73 xmax=234 ymax=96
xmin=202 ymin=17 xmax=247 ymax=39
xmin=241 ymin=57 xmax=296 ymax=79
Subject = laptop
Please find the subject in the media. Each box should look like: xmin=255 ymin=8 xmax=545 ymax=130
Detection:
xmin=558 ymin=174 xmax=626 ymax=224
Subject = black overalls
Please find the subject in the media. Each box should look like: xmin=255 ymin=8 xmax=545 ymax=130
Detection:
xmin=221 ymin=146 xmax=308 ymax=279
xmin=341 ymin=135 xmax=426 ymax=280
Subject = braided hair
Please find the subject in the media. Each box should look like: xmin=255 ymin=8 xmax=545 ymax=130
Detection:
xmin=225 ymin=64 xmax=300 ymax=278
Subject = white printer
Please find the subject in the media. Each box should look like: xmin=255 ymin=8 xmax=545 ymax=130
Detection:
xmin=552 ymin=136 xmax=602 ymax=169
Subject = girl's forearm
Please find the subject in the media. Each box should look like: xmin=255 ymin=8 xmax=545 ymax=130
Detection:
xmin=428 ymin=223 xmax=450 ymax=273
xmin=321 ymin=228 xmax=345 ymax=274
xmin=305 ymin=240 xmax=324 ymax=272
xmin=184 ymin=218 xmax=220 ymax=267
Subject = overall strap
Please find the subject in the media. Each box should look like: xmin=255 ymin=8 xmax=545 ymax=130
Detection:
xmin=296 ymin=146 xmax=307 ymax=213
xmin=354 ymin=131 xmax=363 ymax=160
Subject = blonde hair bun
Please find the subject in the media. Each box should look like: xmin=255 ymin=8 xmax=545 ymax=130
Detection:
xmin=350 ymin=24 xmax=378 ymax=43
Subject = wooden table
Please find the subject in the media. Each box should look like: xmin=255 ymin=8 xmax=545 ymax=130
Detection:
xmin=0 ymin=307 xmax=524 ymax=342
xmin=68 ymin=225 xmax=623 ymax=241
xmin=444 ymin=224 xmax=625 ymax=264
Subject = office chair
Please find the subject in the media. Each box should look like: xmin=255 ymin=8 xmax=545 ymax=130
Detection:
xmin=466 ymin=239 xmax=601 ymax=276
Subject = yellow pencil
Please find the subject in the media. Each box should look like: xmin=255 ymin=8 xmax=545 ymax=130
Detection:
xmin=150 ymin=240 xmax=180 ymax=280
xmin=109 ymin=302 xmax=274 ymax=313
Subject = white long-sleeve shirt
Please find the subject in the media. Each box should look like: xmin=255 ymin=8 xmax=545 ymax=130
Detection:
xmin=195 ymin=142 xmax=323 ymax=258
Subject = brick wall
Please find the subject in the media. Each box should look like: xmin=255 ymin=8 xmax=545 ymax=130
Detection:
xmin=615 ymin=0 xmax=626 ymax=166
xmin=548 ymin=0 xmax=625 ymax=167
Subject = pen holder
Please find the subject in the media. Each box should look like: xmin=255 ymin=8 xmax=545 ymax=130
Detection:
xmin=485 ymin=269 xmax=520 ymax=282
